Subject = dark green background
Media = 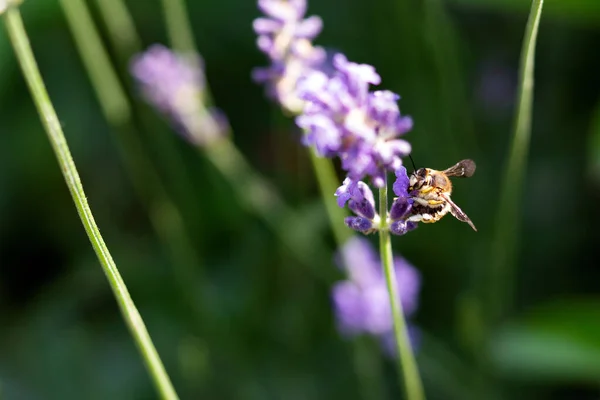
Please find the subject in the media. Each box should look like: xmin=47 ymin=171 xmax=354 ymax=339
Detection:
xmin=1 ymin=0 xmax=600 ymax=399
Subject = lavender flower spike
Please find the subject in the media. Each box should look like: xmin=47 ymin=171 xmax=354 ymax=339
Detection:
xmin=252 ymin=0 xmax=326 ymax=114
xmin=332 ymin=237 xmax=421 ymax=354
xmin=297 ymin=54 xmax=413 ymax=187
xmin=131 ymin=44 xmax=227 ymax=146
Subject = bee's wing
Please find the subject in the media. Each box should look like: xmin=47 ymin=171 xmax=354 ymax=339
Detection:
xmin=443 ymin=159 xmax=476 ymax=178
xmin=440 ymin=193 xmax=477 ymax=231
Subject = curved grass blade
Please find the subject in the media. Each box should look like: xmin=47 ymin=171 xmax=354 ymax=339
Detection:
xmin=2 ymin=8 xmax=179 ymax=400
xmin=489 ymin=0 xmax=544 ymax=322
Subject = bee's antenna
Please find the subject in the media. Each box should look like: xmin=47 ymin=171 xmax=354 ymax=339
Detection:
xmin=408 ymin=154 xmax=418 ymax=172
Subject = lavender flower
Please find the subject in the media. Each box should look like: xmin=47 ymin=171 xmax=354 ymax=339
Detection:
xmin=335 ymin=178 xmax=379 ymax=234
xmin=335 ymin=167 xmax=418 ymax=235
xmin=297 ymin=54 xmax=413 ymax=187
xmin=390 ymin=166 xmax=418 ymax=235
xmin=130 ymin=44 xmax=227 ymax=146
xmin=252 ymin=0 xmax=326 ymax=113
xmin=332 ymin=237 xmax=420 ymax=352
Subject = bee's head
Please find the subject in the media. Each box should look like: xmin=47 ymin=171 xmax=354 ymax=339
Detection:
xmin=409 ymin=167 xmax=430 ymax=189
xmin=416 ymin=168 xmax=428 ymax=178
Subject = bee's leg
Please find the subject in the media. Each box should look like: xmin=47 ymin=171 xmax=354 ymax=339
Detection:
xmin=427 ymin=199 xmax=445 ymax=206
xmin=409 ymin=213 xmax=435 ymax=224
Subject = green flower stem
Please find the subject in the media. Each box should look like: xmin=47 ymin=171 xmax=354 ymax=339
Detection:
xmin=351 ymin=336 xmax=387 ymax=400
xmin=422 ymin=0 xmax=478 ymax=157
xmin=93 ymin=0 xmax=141 ymax=61
xmin=93 ymin=0 xmax=203 ymax=238
xmin=2 ymin=8 xmax=178 ymax=400
xmin=379 ymin=178 xmax=424 ymax=400
xmin=158 ymin=0 xmax=214 ymax=108
xmin=307 ymin=149 xmax=352 ymax=246
xmin=159 ymin=0 xmax=196 ymax=55
xmin=204 ymin=138 xmax=335 ymax=283
xmin=489 ymin=0 xmax=544 ymax=322
xmin=59 ymin=0 xmax=204 ymax=313
xmin=307 ymin=150 xmax=388 ymax=399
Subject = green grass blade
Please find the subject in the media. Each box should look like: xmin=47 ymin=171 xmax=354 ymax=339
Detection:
xmin=93 ymin=0 xmax=141 ymax=60
xmin=489 ymin=0 xmax=544 ymax=322
xmin=59 ymin=0 xmax=207 ymax=337
xmin=159 ymin=0 xmax=197 ymax=55
xmin=2 ymin=8 xmax=179 ymax=399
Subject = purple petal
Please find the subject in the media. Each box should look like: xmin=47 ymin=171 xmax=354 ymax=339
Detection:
xmin=393 ymin=166 xmax=410 ymax=197
xmin=396 ymin=115 xmax=414 ymax=134
xmin=344 ymin=216 xmax=374 ymax=233
xmin=258 ymin=0 xmax=298 ymax=20
xmin=253 ymin=17 xmax=282 ymax=35
xmin=394 ymin=257 xmax=421 ymax=315
xmin=389 ymin=197 xmax=412 ymax=221
xmin=362 ymin=285 xmax=393 ymax=334
xmin=336 ymin=236 xmax=381 ymax=286
xmin=390 ymin=220 xmax=409 ymax=236
xmin=256 ymin=35 xmax=273 ymax=53
xmin=348 ymin=198 xmax=376 ymax=220
xmin=334 ymin=178 xmax=356 ymax=207
xmin=295 ymin=15 xmax=323 ymax=38
xmin=332 ymin=281 xmax=365 ymax=336
xmin=368 ymin=90 xmax=400 ymax=127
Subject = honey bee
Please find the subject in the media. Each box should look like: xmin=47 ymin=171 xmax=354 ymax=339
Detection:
xmin=407 ymin=159 xmax=477 ymax=231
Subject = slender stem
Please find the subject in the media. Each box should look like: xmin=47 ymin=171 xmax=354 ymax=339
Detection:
xmin=422 ymin=0 xmax=479 ymax=157
xmin=307 ymin=149 xmax=352 ymax=246
xmin=59 ymin=0 xmax=204 ymax=314
xmin=378 ymin=177 xmax=424 ymax=400
xmin=160 ymin=0 xmax=196 ymax=54
xmin=93 ymin=0 xmax=141 ymax=60
xmin=204 ymin=138 xmax=335 ymax=283
xmin=489 ymin=0 xmax=544 ymax=322
xmin=310 ymin=156 xmax=388 ymax=400
xmin=351 ymin=336 xmax=387 ymax=400
xmin=158 ymin=0 xmax=214 ymax=108
xmin=93 ymin=0 xmax=203 ymax=238
xmin=2 ymin=9 xmax=179 ymax=400
xmin=60 ymin=0 xmax=130 ymax=125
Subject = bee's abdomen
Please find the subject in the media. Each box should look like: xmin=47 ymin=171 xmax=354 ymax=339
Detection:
xmin=411 ymin=202 xmax=442 ymax=216
xmin=408 ymin=201 xmax=450 ymax=224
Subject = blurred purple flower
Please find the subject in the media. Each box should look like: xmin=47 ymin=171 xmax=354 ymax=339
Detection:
xmin=297 ymin=54 xmax=412 ymax=187
xmin=252 ymin=0 xmax=326 ymax=113
xmin=130 ymin=44 xmax=228 ymax=145
xmin=332 ymin=237 xmax=421 ymax=351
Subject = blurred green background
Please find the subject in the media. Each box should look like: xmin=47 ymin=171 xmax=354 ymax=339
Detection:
xmin=1 ymin=0 xmax=600 ymax=399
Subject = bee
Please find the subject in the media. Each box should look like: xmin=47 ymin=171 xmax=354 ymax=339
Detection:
xmin=407 ymin=159 xmax=477 ymax=231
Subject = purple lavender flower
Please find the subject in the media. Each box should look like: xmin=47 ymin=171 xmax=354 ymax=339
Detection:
xmin=335 ymin=178 xmax=379 ymax=234
xmin=335 ymin=167 xmax=418 ymax=236
xmin=130 ymin=44 xmax=227 ymax=145
xmin=389 ymin=166 xmax=418 ymax=235
xmin=297 ymin=54 xmax=413 ymax=187
xmin=252 ymin=0 xmax=326 ymax=114
xmin=332 ymin=237 xmax=421 ymax=350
